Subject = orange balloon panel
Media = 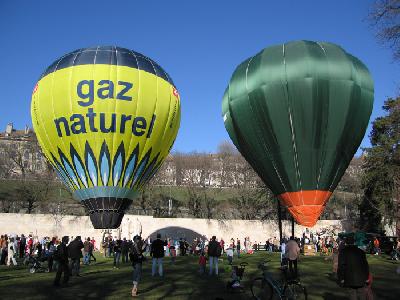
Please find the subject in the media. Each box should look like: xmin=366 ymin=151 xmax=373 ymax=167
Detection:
xmin=279 ymin=190 xmax=332 ymax=227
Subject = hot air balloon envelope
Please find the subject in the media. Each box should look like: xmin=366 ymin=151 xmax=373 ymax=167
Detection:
xmin=222 ymin=40 xmax=373 ymax=227
xmin=31 ymin=46 xmax=180 ymax=228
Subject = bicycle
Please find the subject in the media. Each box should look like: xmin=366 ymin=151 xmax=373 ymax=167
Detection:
xmin=251 ymin=260 xmax=307 ymax=300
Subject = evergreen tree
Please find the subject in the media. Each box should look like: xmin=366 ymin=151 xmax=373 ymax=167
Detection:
xmin=360 ymin=97 xmax=400 ymax=234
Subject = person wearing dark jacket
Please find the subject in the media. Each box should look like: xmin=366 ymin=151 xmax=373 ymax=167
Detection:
xmin=179 ymin=238 xmax=186 ymax=256
xmin=20 ymin=234 xmax=26 ymax=258
xmin=236 ymin=239 xmax=241 ymax=258
xmin=151 ymin=233 xmax=166 ymax=277
xmin=208 ymin=236 xmax=221 ymax=276
xmin=121 ymin=238 xmax=129 ymax=263
xmin=54 ymin=236 xmax=70 ymax=287
xmin=113 ymin=239 xmax=122 ymax=268
xmin=130 ymin=235 xmax=146 ymax=297
xmin=338 ymin=236 xmax=370 ymax=299
xmin=68 ymin=236 xmax=84 ymax=276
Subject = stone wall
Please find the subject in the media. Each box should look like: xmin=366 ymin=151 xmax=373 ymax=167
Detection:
xmin=0 ymin=213 xmax=357 ymax=245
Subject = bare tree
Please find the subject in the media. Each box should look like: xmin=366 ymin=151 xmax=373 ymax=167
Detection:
xmin=370 ymin=0 xmax=400 ymax=60
xmin=217 ymin=141 xmax=237 ymax=187
xmin=186 ymin=187 xmax=203 ymax=218
xmin=230 ymin=186 xmax=275 ymax=220
xmin=172 ymin=152 xmax=185 ymax=186
xmin=17 ymin=169 xmax=55 ymax=214
xmin=1 ymin=137 xmax=56 ymax=213
xmin=0 ymin=146 xmax=15 ymax=179
xmin=49 ymin=198 xmax=68 ymax=235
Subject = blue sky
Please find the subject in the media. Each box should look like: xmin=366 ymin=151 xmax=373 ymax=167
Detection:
xmin=0 ymin=1 xmax=398 ymax=154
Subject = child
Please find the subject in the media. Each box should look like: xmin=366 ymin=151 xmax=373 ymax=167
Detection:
xmin=198 ymin=252 xmax=206 ymax=274
xmin=170 ymin=245 xmax=176 ymax=264
xmin=226 ymin=247 xmax=233 ymax=265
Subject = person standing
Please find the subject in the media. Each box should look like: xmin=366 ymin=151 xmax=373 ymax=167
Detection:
xmin=27 ymin=235 xmax=34 ymax=255
xmin=226 ymin=246 xmax=234 ymax=265
xmin=68 ymin=236 xmax=84 ymax=276
xmin=130 ymin=235 xmax=145 ymax=297
xmin=198 ymin=252 xmax=207 ymax=275
xmin=83 ymin=237 xmax=91 ymax=265
xmin=220 ymin=238 xmax=225 ymax=254
xmin=151 ymin=233 xmax=166 ymax=277
xmin=208 ymin=236 xmax=221 ymax=276
xmin=102 ymin=237 xmax=109 ymax=258
xmin=236 ymin=238 xmax=241 ymax=258
xmin=272 ymin=237 xmax=277 ymax=252
xmin=7 ymin=237 xmax=17 ymax=266
xmin=109 ymin=237 xmax=115 ymax=258
xmin=179 ymin=238 xmax=185 ymax=256
xmin=280 ymin=239 xmax=287 ymax=266
xmin=53 ymin=236 xmax=70 ymax=287
xmin=338 ymin=236 xmax=370 ymax=300
xmin=47 ymin=238 xmax=57 ymax=272
xmin=88 ymin=239 xmax=96 ymax=263
xmin=0 ymin=235 xmax=8 ymax=265
xmin=170 ymin=244 xmax=176 ymax=264
xmin=373 ymin=237 xmax=380 ymax=255
xmin=20 ymin=234 xmax=26 ymax=259
xmin=121 ymin=238 xmax=129 ymax=263
xmin=35 ymin=241 xmax=43 ymax=258
xmin=285 ymin=236 xmax=300 ymax=278
xmin=113 ymin=239 xmax=122 ymax=269
xmin=90 ymin=237 xmax=96 ymax=251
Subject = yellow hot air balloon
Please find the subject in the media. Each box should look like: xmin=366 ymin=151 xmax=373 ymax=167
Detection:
xmin=31 ymin=46 xmax=180 ymax=228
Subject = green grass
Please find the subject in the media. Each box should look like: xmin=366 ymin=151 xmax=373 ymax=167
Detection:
xmin=0 ymin=252 xmax=398 ymax=299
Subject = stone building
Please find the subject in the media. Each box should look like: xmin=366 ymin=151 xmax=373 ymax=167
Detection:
xmin=0 ymin=123 xmax=47 ymax=177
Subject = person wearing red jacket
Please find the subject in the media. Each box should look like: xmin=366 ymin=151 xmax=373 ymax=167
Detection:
xmin=373 ymin=238 xmax=380 ymax=255
xmin=220 ymin=239 xmax=225 ymax=254
xmin=198 ymin=252 xmax=207 ymax=274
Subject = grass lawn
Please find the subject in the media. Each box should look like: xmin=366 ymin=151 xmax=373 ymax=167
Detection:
xmin=0 ymin=252 xmax=398 ymax=299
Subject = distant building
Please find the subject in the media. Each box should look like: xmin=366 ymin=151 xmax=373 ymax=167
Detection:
xmin=0 ymin=123 xmax=47 ymax=176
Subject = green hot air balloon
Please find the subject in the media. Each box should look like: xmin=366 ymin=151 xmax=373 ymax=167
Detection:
xmin=222 ymin=40 xmax=373 ymax=227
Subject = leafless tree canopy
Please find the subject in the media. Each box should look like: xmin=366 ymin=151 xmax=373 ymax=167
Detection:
xmin=370 ymin=0 xmax=400 ymax=59
xmin=0 ymin=137 xmax=62 ymax=214
xmin=0 ymin=138 xmax=363 ymax=221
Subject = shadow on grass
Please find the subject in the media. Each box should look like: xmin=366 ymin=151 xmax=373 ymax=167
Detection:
xmin=323 ymin=292 xmax=348 ymax=300
xmin=0 ymin=253 xmax=398 ymax=299
xmin=137 ymin=280 xmax=166 ymax=294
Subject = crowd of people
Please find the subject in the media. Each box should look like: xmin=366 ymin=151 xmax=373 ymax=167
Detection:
xmin=1 ymin=231 xmax=399 ymax=298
